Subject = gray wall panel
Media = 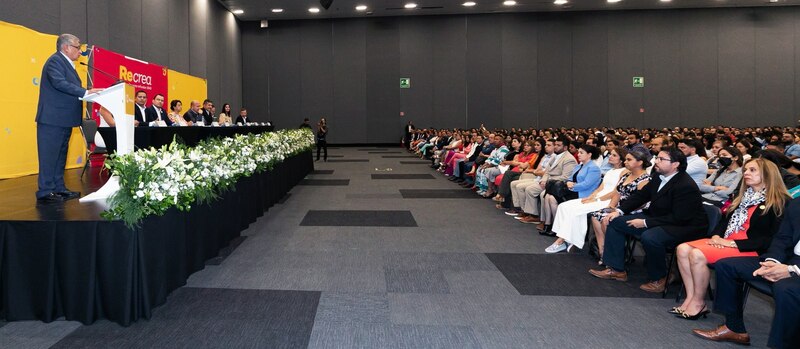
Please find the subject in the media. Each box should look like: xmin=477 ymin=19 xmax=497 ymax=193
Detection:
xmin=167 ymin=0 xmax=190 ymax=73
xmin=141 ymin=0 xmax=169 ymax=67
xmin=86 ymin=0 xmax=110 ymax=48
xmin=718 ymin=9 xmax=756 ymax=127
xmin=108 ymin=0 xmax=142 ymax=58
xmin=242 ymin=22 xmax=269 ymax=121
xmin=188 ymin=0 xmax=208 ymax=78
xmin=571 ymin=13 xmax=608 ymax=128
xmin=537 ymin=14 xmax=573 ymax=127
xmin=268 ymin=23 xmax=301 ymax=129
xmin=431 ymin=16 xmax=467 ymax=129
xmin=61 ymin=0 xmax=87 ymax=40
xmin=755 ymin=8 xmax=795 ymax=126
xmin=331 ymin=19 xmax=367 ymax=144
xmin=501 ymin=15 xmax=538 ymax=130
xmin=399 ymin=17 xmax=434 ymax=128
xmin=205 ymin=1 xmax=220 ymax=107
xmin=366 ymin=18 xmax=401 ymax=143
xmin=608 ymin=12 xmax=643 ymax=129
xmin=640 ymin=11 xmax=681 ymax=129
xmin=300 ymin=20 xmax=334 ymax=124
xmin=467 ymin=15 xmax=502 ymax=129
xmin=679 ymin=10 xmax=719 ymax=127
xmin=0 ymin=0 xmax=59 ymax=35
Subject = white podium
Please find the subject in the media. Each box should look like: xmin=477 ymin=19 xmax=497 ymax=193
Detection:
xmin=79 ymin=83 xmax=136 ymax=204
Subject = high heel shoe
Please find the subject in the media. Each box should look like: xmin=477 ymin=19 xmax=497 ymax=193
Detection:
xmin=668 ymin=307 xmax=684 ymax=315
xmin=677 ymin=308 xmax=709 ymax=320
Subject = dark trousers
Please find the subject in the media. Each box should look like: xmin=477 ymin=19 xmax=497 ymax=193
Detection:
xmin=715 ymin=256 xmax=800 ymax=348
xmin=316 ymin=139 xmax=327 ymax=160
xmin=36 ymin=123 xmax=72 ymax=198
xmin=603 ymin=214 xmax=680 ymax=281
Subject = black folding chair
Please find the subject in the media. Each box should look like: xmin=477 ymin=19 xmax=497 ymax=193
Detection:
xmin=78 ymin=118 xmax=108 ymax=179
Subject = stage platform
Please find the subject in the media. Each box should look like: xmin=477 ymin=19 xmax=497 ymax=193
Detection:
xmin=0 ymin=151 xmax=313 ymax=326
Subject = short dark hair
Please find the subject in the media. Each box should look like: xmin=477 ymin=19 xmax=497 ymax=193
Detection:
xmin=579 ymin=144 xmax=600 ymax=160
xmin=605 ymin=138 xmax=620 ymax=146
xmin=661 ymin=147 xmax=687 ymax=172
xmin=135 ymin=90 xmax=146 ymax=97
xmin=153 ymin=93 xmax=164 ymax=100
xmin=203 ymin=99 xmax=213 ymax=105
xmin=627 ymin=150 xmax=651 ymax=169
xmin=169 ymin=99 xmax=181 ymax=111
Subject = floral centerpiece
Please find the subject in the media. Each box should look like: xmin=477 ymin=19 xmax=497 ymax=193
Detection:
xmin=103 ymin=129 xmax=315 ymax=227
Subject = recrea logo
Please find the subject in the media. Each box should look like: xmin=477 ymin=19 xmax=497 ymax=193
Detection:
xmin=119 ymin=65 xmax=153 ymax=86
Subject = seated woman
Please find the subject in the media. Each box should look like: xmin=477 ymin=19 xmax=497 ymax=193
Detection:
xmin=544 ymin=147 xmax=626 ymax=253
xmin=699 ymin=147 xmax=743 ymax=207
xmin=480 ymin=138 xmax=522 ymax=198
xmin=443 ymin=134 xmax=474 ymax=176
xmin=493 ymin=139 xmax=542 ymax=206
xmin=735 ymin=139 xmax=754 ymax=162
xmin=588 ymin=150 xmax=651 ymax=263
xmin=218 ymin=103 xmax=232 ymax=125
xmin=436 ymin=132 xmax=464 ymax=172
xmin=537 ymin=144 xmax=602 ymax=235
xmin=673 ymin=158 xmax=789 ymax=319
xmin=168 ymin=99 xmax=189 ymax=126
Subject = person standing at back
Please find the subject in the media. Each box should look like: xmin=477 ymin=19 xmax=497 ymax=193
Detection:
xmin=35 ymin=33 xmax=103 ymax=202
xmin=316 ymin=118 xmax=328 ymax=162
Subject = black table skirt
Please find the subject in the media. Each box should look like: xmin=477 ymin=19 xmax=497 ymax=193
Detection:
xmin=97 ymin=125 xmax=273 ymax=150
xmin=0 ymin=151 xmax=312 ymax=326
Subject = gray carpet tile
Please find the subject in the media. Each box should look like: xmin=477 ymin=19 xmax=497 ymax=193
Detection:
xmin=310 ymin=170 xmax=335 ymax=174
xmin=53 ymin=287 xmax=320 ymax=349
xmin=299 ymin=179 xmax=350 ymax=186
xmin=300 ymin=210 xmax=418 ymax=227
xmin=371 ymin=174 xmax=435 ymax=180
xmin=381 ymin=155 xmax=420 ymax=158
xmin=443 ymin=271 xmax=520 ymax=296
xmin=383 ymin=252 xmax=498 ymax=272
xmin=205 ymin=236 xmax=248 ymax=265
xmin=324 ymin=155 xmax=344 ymax=158
xmin=357 ymin=148 xmax=389 ymax=151
xmin=0 ymin=321 xmax=82 ymax=349
xmin=313 ymin=292 xmax=390 ymax=324
xmin=400 ymin=161 xmax=433 ymax=164
xmin=385 ymin=269 xmax=451 ymax=294
xmin=367 ymin=151 xmax=402 ymax=154
xmin=486 ymin=253 xmax=667 ymax=298
xmin=399 ymin=189 xmax=482 ymax=199
xmin=326 ymin=159 xmax=369 ymax=162
xmin=277 ymin=193 xmax=292 ymax=204
xmin=345 ymin=193 xmax=404 ymax=199
xmin=307 ymin=322 xmax=482 ymax=349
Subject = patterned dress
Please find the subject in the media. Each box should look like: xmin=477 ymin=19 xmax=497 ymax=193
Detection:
xmin=590 ymin=171 xmax=651 ymax=221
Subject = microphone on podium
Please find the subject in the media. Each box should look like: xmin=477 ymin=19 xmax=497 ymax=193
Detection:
xmin=79 ymin=62 xmax=124 ymax=85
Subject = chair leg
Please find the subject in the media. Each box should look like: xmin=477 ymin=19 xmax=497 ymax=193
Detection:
xmin=662 ymin=251 xmax=677 ymax=298
xmin=80 ymin=152 xmax=90 ymax=180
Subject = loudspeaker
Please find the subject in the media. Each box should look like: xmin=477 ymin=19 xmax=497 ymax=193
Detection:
xmin=320 ymin=0 xmax=333 ymax=10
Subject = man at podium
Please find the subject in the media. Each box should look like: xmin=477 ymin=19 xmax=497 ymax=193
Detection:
xmin=35 ymin=33 xmax=103 ymax=203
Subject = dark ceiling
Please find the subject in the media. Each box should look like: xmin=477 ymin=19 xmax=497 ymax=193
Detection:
xmin=219 ymin=0 xmax=800 ymax=21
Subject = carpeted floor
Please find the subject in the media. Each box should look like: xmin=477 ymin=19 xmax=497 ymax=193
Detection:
xmin=5 ymin=147 xmax=776 ymax=348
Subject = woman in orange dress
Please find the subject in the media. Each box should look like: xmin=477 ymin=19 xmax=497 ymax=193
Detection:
xmin=673 ymin=158 xmax=789 ymax=319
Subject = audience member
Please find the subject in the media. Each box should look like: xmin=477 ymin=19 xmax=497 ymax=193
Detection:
xmin=518 ymin=139 xmax=577 ymax=224
xmin=316 ymin=117 xmax=328 ymax=162
xmin=538 ymin=144 xmax=602 ymax=235
xmin=678 ymin=138 xmax=710 ymax=185
xmin=700 ymin=147 xmax=743 ymax=206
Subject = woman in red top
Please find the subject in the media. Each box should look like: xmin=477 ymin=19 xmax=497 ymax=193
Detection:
xmin=674 ymin=158 xmax=789 ymax=319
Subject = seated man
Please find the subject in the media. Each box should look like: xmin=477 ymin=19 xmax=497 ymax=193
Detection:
xmin=145 ymin=93 xmax=171 ymax=126
xmin=235 ymin=108 xmax=250 ymax=124
xmin=183 ymin=100 xmax=203 ymax=125
xmin=589 ymin=147 xmax=708 ymax=292
xmin=692 ymin=198 xmax=800 ymax=348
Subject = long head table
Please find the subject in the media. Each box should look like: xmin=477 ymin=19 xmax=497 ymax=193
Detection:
xmin=97 ymin=125 xmax=274 ymax=151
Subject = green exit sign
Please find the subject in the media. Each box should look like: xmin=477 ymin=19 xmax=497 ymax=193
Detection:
xmin=400 ymin=78 xmax=411 ymax=89
xmin=633 ymin=77 xmax=644 ymax=88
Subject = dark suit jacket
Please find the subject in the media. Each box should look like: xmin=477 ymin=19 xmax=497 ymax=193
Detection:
xmin=134 ymin=105 xmax=147 ymax=126
xmin=762 ymin=198 xmax=800 ymax=264
xmin=235 ymin=116 xmax=249 ymax=124
xmin=201 ymin=109 xmax=213 ymax=125
xmin=183 ymin=110 xmax=201 ymax=124
xmin=620 ymin=171 xmax=708 ymax=240
xmin=713 ymin=203 xmax=785 ymax=254
xmin=35 ymin=52 xmax=87 ymax=127
xmin=145 ymin=105 xmax=171 ymax=126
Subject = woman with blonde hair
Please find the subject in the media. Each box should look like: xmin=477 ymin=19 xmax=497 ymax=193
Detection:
xmin=673 ymin=158 xmax=789 ymax=320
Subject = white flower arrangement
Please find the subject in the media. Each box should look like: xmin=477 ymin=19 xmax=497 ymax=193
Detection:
xmin=103 ymin=128 xmax=315 ymax=227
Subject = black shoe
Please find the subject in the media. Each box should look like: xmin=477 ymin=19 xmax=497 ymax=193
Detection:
xmin=57 ymin=191 xmax=81 ymax=200
xmin=37 ymin=192 xmax=65 ymax=203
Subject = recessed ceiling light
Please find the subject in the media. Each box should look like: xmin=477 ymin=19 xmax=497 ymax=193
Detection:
xmin=660 ymin=0 xmax=671 ymax=2
xmin=309 ymin=7 xmax=320 ymax=13
xmin=356 ymin=5 xmax=368 ymax=10
xmin=504 ymin=0 xmax=517 ymax=5
xmin=607 ymin=0 xmax=621 ymax=3
xmin=272 ymin=8 xmax=283 ymax=13
xmin=463 ymin=1 xmax=476 ymax=6
xmin=232 ymin=9 xmax=244 ymax=14
xmin=404 ymin=3 xmax=418 ymax=9
xmin=554 ymin=0 xmax=567 ymax=4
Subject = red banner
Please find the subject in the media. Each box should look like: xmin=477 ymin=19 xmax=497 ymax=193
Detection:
xmin=89 ymin=46 xmax=168 ymax=123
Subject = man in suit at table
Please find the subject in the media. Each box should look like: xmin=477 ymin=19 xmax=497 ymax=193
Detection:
xmin=144 ymin=93 xmax=171 ymax=126
xmin=133 ymin=90 xmax=148 ymax=126
xmin=235 ymin=108 xmax=250 ymax=125
xmin=201 ymin=99 xmax=214 ymax=125
xmin=589 ymin=147 xmax=708 ymax=293
xmin=183 ymin=100 xmax=202 ymax=125
xmin=693 ymin=198 xmax=800 ymax=347
xmin=35 ymin=33 xmax=103 ymax=203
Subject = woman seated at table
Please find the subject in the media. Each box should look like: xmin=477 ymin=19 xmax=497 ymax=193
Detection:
xmin=537 ymin=144 xmax=602 ymax=235
xmin=588 ymin=150 xmax=651 ymax=264
xmin=168 ymin=99 xmax=190 ymax=126
xmin=218 ymin=103 xmax=232 ymax=125
xmin=699 ymin=146 xmax=742 ymax=207
xmin=673 ymin=158 xmax=789 ymax=319
xmin=544 ymin=147 xmax=626 ymax=253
